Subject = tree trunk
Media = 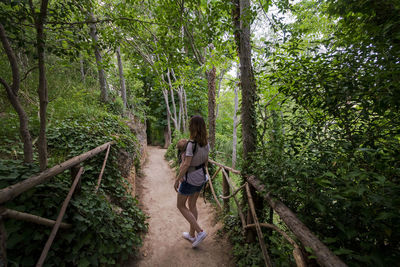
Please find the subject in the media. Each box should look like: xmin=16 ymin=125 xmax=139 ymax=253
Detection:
xmin=170 ymin=68 xmax=186 ymax=133
xmin=232 ymin=68 xmax=239 ymax=168
xmin=80 ymin=53 xmax=85 ymax=82
xmin=239 ymin=0 xmax=257 ymax=160
xmin=233 ymin=0 xmax=263 ymax=242
xmin=34 ymin=0 xmax=50 ymax=171
xmin=216 ymin=68 xmax=227 ymax=119
xmin=162 ymin=88 xmax=178 ymax=130
xmin=166 ymin=69 xmax=179 ymax=131
xmin=178 ymin=86 xmax=185 ymax=132
xmin=116 ymin=46 xmax=127 ymax=111
xmin=231 ymin=0 xmax=241 ymax=57
xmin=0 ymin=23 xmax=33 ymax=163
xmin=206 ymin=66 xmax=216 ymax=151
xmin=183 ymin=88 xmax=188 ymax=133
xmin=165 ymin=111 xmax=171 ymax=148
xmin=88 ymin=12 xmax=108 ymax=103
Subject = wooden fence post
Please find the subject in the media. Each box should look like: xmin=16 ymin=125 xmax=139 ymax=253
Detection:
xmin=36 ymin=167 xmax=84 ymax=267
xmin=245 ymin=183 xmax=273 ymax=267
xmin=222 ymin=169 xmax=230 ymax=212
xmin=0 ymin=215 xmax=6 ymax=267
xmin=70 ymin=164 xmax=81 ymax=194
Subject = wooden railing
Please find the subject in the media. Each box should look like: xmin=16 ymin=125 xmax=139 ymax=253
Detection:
xmin=206 ymin=159 xmax=347 ymax=267
xmin=0 ymin=141 xmax=115 ymax=267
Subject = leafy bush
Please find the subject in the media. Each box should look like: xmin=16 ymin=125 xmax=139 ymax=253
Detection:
xmin=250 ymin=101 xmax=400 ymax=265
xmin=222 ymin=215 xmax=263 ymax=267
xmin=1 ymin=105 xmax=147 ymax=266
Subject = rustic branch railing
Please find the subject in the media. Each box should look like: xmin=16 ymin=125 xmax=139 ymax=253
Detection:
xmin=0 ymin=141 xmax=115 ymax=267
xmin=206 ymin=159 xmax=346 ymax=267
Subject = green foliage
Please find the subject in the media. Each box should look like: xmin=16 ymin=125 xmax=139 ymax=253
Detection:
xmin=244 ymin=0 xmax=400 ymax=265
xmin=1 ymin=64 xmax=147 ymax=265
xmin=223 ymin=215 xmax=263 ymax=267
xmin=2 ymin=110 xmax=147 ymax=265
xmin=250 ymin=97 xmax=400 ymax=265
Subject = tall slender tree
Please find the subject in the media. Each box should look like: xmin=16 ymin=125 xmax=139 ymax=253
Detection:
xmin=30 ymin=0 xmax=49 ymax=170
xmin=116 ymin=46 xmax=127 ymax=111
xmin=239 ymin=0 xmax=257 ymax=160
xmin=232 ymin=66 xmax=240 ymax=168
xmin=232 ymin=0 xmax=268 ymax=249
xmin=0 ymin=23 xmax=33 ymax=163
xmin=88 ymin=12 xmax=108 ymax=103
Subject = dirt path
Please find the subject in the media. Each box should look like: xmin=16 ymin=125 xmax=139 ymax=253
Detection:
xmin=126 ymin=146 xmax=234 ymax=267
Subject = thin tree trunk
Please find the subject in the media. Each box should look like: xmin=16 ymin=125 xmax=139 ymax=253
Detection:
xmin=0 ymin=23 xmax=33 ymax=163
xmin=177 ymin=86 xmax=186 ymax=132
xmin=170 ymin=68 xmax=186 ymax=133
xmin=166 ymin=69 xmax=179 ymax=131
xmin=183 ymin=88 xmax=188 ymax=133
xmin=162 ymin=88 xmax=178 ymax=130
xmin=116 ymin=46 xmax=127 ymax=111
xmin=206 ymin=66 xmax=217 ymax=151
xmin=80 ymin=53 xmax=85 ymax=82
xmin=178 ymin=90 xmax=182 ymax=133
xmin=88 ymin=12 xmax=108 ymax=103
xmin=232 ymin=68 xmax=239 ymax=168
xmin=216 ymin=68 xmax=227 ymax=119
xmin=32 ymin=0 xmax=50 ymax=170
xmin=165 ymin=110 xmax=171 ymax=148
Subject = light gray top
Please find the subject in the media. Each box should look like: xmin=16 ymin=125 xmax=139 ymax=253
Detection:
xmin=185 ymin=141 xmax=209 ymax=186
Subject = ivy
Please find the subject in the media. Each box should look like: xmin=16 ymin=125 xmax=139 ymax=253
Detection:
xmin=2 ymin=112 xmax=147 ymax=266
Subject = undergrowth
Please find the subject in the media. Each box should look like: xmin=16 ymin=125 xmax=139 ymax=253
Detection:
xmin=0 ymin=85 xmax=148 ymax=266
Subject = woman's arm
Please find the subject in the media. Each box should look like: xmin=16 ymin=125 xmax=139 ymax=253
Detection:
xmin=174 ymin=156 xmax=192 ymax=191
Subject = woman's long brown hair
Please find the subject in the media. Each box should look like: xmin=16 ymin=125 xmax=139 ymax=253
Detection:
xmin=189 ymin=115 xmax=208 ymax=147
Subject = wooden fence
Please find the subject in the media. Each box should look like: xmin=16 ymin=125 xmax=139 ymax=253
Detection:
xmin=206 ymin=159 xmax=347 ymax=267
xmin=0 ymin=141 xmax=114 ymax=267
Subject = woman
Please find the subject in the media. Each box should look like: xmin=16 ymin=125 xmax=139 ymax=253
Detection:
xmin=174 ymin=115 xmax=209 ymax=248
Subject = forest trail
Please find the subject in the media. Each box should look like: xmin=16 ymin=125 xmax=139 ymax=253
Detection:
xmin=126 ymin=146 xmax=234 ymax=267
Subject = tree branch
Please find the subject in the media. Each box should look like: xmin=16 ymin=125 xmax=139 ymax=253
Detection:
xmin=183 ymin=25 xmax=205 ymax=65
xmin=46 ymin=17 xmax=165 ymax=27
xmin=20 ymin=66 xmax=38 ymax=83
xmin=0 ymin=23 xmax=20 ymax=94
xmin=0 ymin=77 xmax=13 ymax=97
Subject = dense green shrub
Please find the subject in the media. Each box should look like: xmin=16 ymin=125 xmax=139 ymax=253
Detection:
xmin=250 ymin=101 xmax=400 ymax=266
xmin=1 ymin=95 xmax=147 ymax=266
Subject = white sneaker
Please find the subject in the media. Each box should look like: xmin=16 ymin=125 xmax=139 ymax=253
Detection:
xmin=182 ymin=232 xmax=195 ymax=242
xmin=192 ymin=231 xmax=207 ymax=248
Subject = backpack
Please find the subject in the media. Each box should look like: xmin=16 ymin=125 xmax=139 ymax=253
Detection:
xmin=177 ymin=140 xmax=206 ymax=182
xmin=177 ymin=140 xmax=197 ymax=165
xmin=177 ymin=140 xmax=209 ymax=201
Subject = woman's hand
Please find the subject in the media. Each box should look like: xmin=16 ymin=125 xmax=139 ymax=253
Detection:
xmin=174 ymin=178 xmax=182 ymax=192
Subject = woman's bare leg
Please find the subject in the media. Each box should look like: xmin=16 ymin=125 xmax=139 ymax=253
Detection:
xmin=188 ymin=192 xmax=200 ymax=237
xmin=177 ymin=193 xmax=202 ymax=234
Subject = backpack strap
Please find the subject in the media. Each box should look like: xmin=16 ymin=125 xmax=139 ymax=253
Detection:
xmin=178 ymin=141 xmax=190 ymax=165
xmin=185 ymin=140 xmax=197 ymax=182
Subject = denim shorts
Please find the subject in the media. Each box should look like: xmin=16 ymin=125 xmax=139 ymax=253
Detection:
xmin=178 ymin=180 xmax=204 ymax=196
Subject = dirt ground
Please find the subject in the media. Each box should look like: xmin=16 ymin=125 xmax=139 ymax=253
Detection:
xmin=126 ymin=146 xmax=235 ymax=267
